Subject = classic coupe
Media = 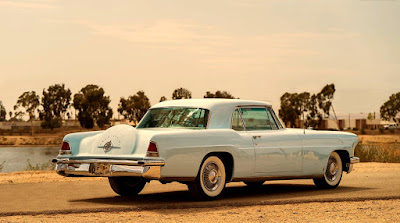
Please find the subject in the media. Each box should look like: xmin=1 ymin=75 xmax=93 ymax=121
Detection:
xmin=53 ymin=99 xmax=359 ymax=199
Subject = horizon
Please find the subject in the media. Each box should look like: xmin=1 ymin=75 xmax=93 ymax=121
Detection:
xmin=1 ymin=0 xmax=399 ymax=119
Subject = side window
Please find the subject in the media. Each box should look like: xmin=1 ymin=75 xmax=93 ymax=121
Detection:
xmin=265 ymin=108 xmax=279 ymax=130
xmin=240 ymin=107 xmax=271 ymax=130
xmin=270 ymin=108 xmax=284 ymax=129
xmin=231 ymin=109 xmax=244 ymax=131
xmin=240 ymin=107 xmax=279 ymax=131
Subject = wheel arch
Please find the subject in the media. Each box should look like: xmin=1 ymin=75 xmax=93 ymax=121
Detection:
xmin=201 ymin=152 xmax=234 ymax=182
xmin=334 ymin=150 xmax=350 ymax=172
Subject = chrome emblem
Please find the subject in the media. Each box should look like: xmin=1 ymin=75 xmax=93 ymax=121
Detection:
xmin=103 ymin=140 xmax=113 ymax=153
xmin=97 ymin=135 xmax=121 ymax=153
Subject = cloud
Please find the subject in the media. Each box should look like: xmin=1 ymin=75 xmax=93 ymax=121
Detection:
xmin=0 ymin=0 xmax=55 ymax=9
xmin=70 ymin=19 xmax=358 ymax=69
xmin=74 ymin=20 xmax=229 ymax=46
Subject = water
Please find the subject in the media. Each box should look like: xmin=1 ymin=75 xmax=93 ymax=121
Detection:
xmin=0 ymin=147 xmax=59 ymax=173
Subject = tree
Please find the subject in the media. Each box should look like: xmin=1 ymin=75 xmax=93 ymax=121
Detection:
xmin=73 ymin=84 xmax=113 ymax=129
xmin=317 ymin=84 xmax=335 ymax=118
xmin=0 ymin=101 xmax=6 ymax=121
xmin=367 ymin=112 xmax=375 ymax=120
xmin=172 ymin=88 xmax=192 ymax=100
xmin=279 ymin=84 xmax=336 ymax=129
xmin=380 ymin=92 xmax=400 ymax=123
xmin=204 ymin=90 xmax=236 ymax=99
xmin=118 ymin=91 xmax=151 ymax=124
xmin=8 ymin=111 xmax=12 ymax=120
xmin=14 ymin=91 xmax=40 ymax=135
xmin=279 ymin=92 xmax=303 ymax=128
xmin=39 ymin=84 xmax=72 ymax=130
xmin=159 ymin=96 xmax=167 ymax=102
xmin=304 ymin=93 xmax=323 ymax=128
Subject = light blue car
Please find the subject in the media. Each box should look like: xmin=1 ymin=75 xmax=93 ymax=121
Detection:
xmin=53 ymin=99 xmax=359 ymax=200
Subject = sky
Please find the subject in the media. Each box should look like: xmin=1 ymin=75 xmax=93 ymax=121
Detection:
xmin=0 ymin=0 xmax=399 ymax=120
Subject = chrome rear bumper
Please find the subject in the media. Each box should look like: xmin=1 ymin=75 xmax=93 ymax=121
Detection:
xmin=52 ymin=158 xmax=165 ymax=179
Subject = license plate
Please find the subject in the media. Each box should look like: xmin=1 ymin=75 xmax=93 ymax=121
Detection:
xmin=89 ymin=163 xmax=111 ymax=175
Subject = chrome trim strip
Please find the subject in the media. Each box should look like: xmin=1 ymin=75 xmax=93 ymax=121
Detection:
xmin=52 ymin=158 xmax=165 ymax=166
xmin=232 ymin=174 xmax=324 ymax=182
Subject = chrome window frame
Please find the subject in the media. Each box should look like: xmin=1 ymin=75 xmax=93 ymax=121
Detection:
xmin=268 ymin=107 xmax=285 ymax=129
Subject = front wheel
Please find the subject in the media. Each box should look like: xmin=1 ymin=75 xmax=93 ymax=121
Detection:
xmin=188 ymin=156 xmax=226 ymax=200
xmin=313 ymin=152 xmax=343 ymax=189
xmin=108 ymin=177 xmax=147 ymax=196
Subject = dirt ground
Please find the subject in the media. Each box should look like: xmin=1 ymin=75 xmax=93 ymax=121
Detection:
xmin=0 ymin=163 xmax=399 ymax=222
xmin=1 ymin=199 xmax=399 ymax=223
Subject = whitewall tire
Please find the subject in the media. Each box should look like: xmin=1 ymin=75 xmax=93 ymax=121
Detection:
xmin=313 ymin=152 xmax=343 ymax=189
xmin=188 ymin=156 xmax=226 ymax=200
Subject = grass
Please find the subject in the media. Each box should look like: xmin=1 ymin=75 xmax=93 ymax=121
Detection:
xmin=0 ymin=161 xmax=5 ymax=172
xmin=25 ymin=159 xmax=56 ymax=171
xmin=355 ymin=142 xmax=400 ymax=163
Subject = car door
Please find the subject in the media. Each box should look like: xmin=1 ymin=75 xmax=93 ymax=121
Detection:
xmin=239 ymin=107 xmax=303 ymax=175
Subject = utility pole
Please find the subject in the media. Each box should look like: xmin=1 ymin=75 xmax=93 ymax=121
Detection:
xmin=331 ymin=104 xmax=339 ymax=130
xmin=349 ymin=113 xmax=351 ymax=129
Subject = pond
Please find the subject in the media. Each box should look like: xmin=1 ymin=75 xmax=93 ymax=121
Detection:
xmin=0 ymin=147 xmax=59 ymax=173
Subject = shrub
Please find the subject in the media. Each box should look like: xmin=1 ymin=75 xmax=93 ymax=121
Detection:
xmin=360 ymin=128 xmax=366 ymax=135
xmin=25 ymin=159 xmax=55 ymax=171
xmin=379 ymin=128 xmax=384 ymax=134
xmin=355 ymin=143 xmax=400 ymax=163
xmin=0 ymin=161 xmax=5 ymax=172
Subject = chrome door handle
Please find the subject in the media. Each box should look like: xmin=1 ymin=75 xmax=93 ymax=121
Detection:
xmin=253 ymin=135 xmax=261 ymax=139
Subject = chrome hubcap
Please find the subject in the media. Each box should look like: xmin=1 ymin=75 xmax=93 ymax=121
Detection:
xmin=326 ymin=157 xmax=339 ymax=182
xmin=329 ymin=162 xmax=338 ymax=175
xmin=202 ymin=162 xmax=221 ymax=191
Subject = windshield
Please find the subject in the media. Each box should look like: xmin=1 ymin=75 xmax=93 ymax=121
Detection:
xmin=137 ymin=107 xmax=210 ymax=129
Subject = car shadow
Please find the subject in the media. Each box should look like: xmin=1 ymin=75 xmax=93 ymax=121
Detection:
xmin=69 ymin=182 xmax=373 ymax=210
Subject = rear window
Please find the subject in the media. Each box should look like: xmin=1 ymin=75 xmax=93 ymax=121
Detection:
xmin=137 ymin=107 xmax=210 ymax=129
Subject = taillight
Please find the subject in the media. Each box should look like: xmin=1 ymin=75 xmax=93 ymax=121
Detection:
xmin=59 ymin=141 xmax=72 ymax=155
xmin=61 ymin=141 xmax=70 ymax=150
xmin=147 ymin=141 xmax=159 ymax=157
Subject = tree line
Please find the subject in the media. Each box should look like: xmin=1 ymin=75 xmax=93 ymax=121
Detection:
xmin=0 ymin=84 xmax=236 ymax=134
xmin=278 ymin=84 xmax=400 ymax=128
xmin=1 ymin=83 xmax=399 ymax=133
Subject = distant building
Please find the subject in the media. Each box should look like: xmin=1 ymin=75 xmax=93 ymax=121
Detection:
xmin=297 ymin=113 xmax=390 ymax=130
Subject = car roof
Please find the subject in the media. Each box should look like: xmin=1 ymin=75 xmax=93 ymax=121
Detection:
xmin=151 ymin=99 xmax=273 ymax=129
xmin=151 ymin=99 xmax=271 ymax=110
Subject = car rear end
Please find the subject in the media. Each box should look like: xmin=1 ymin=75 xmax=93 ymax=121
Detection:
xmin=52 ymin=124 xmax=165 ymax=180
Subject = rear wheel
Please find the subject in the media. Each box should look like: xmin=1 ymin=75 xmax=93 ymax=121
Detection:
xmin=188 ymin=156 xmax=226 ymax=200
xmin=313 ymin=152 xmax=343 ymax=189
xmin=108 ymin=177 xmax=146 ymax=196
